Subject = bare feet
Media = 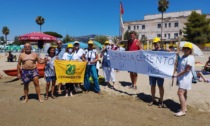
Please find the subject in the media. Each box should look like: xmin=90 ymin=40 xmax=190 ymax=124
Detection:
xmin=38 ymin=97 xmax=43 ymax=103
xmin=70 ymin=92 xmax=73 ymax=97
xmin=22 ymin=98 xmax=28 ymax=103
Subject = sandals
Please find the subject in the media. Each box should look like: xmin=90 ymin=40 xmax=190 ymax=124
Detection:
xmin=129 ymin=85 xmax=137 ymax=90
xmin=174 ymin=111 xmax=186 ymax=117
xmin=148 ymin=100 xmax=157 ymax=106
xmin=44 ymin=95 xmax=48 ymax=100
xmin=51 ymin=94 xmax=56 ymax=99
xmin=158 ymin=102 xmax=164 ymax=108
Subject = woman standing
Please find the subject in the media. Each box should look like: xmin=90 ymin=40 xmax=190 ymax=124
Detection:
xmin=44 ymin=47 xmax=57 ymax=100
xmin=62 ymin=44 xmax=74 ymax=97
xmin=100 ymin=41 xmax=115 ymax=89
xmin=82 ymin=40 xmax=101 ymax=94
xmin=173 ymin=42 xmax=195 ymax=117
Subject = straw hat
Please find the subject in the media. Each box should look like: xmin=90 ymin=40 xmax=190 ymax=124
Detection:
xmin=88 ymin=40 xmax=94 ymax=44
xmin=104 ymin=41 xmax=110 ymax=44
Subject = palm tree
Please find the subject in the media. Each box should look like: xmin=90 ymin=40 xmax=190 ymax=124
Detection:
xmin=2 ymin=26 xmax=10 ymax=44
xmin=35 ymin=16 xmax=45 ymax=32
xmin=158 ymin=0 xmax=169 ymax=48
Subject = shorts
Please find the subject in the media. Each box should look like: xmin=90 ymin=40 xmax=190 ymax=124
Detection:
xmin=149 ymin=76 xmax=164 ymax=86
xmin=45 ymin=76 xmax=56 ymax=82
xmin=21 ymin=68 xmax=39 ymax=84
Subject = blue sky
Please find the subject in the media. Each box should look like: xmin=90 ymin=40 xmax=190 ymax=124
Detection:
xmin=0 ymin=0 xmax=209 ymax=40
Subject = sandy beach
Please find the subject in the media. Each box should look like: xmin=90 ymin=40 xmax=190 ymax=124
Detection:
xmin=0 ymin=52 xmax=210 ymax=126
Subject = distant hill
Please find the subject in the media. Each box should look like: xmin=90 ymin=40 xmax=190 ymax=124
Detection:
xmin=73 ymin=34 xmax=96 ymax=42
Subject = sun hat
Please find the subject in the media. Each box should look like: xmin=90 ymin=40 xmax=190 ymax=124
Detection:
xmin=153 ymin=37 xmax=161 ymax=43
xmin=104 ymin=41 xmax=110 ymax=44
xmin=183 ymin=42 xmax=193 ymax=49
xmin=67 ymin=44 xmax=73 ymax=48
xmin=88 ymin=40 xmax=94 ymax=44
xmin=74 ymin=41 xmax=79 ymax=45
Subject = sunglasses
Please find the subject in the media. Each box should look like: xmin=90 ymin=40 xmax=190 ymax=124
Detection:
xmin=57 ymin=43 xmax=62 ymax=45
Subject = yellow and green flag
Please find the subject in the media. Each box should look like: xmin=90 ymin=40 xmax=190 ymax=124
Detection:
xmin=54 ymin=60 xmax=87 ymax=83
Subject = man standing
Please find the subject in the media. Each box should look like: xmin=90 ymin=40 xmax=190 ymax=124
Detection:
xmin=17 ymin=43 xmax=45 ymax=103
xmin=148 ymin=37 xmax=165 ymax=108
xmin=126 ymin=31 xmax=142 ymax=89
xmin=55 ymin=40 xmax=66 ymax=94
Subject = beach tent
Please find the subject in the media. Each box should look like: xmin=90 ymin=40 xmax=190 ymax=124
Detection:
xmin=63 ymin=42 xmax=88 ymax=49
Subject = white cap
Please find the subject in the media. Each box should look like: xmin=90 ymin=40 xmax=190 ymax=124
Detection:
xmin=74 ymin=41 xmax=79 ymax=45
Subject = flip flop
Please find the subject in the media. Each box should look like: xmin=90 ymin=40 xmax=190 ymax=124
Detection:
xmin=148 ymin=100 xmax=157 ymax=106
xmin=44 ymin=96 xmax=48 ymax=100
xmin=174 ymin=111 xmax=186 ymax=117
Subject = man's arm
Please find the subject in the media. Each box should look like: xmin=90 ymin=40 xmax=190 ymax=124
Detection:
xmin=17 ymin=54 xmax=22 ymax=79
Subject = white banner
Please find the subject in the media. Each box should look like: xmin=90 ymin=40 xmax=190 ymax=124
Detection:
xmin=108 ymin=50 xmax=176 ymax=78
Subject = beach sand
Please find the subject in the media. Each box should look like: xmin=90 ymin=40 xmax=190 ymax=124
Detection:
xmin=0 ymin=52 xmax=210 ymax=126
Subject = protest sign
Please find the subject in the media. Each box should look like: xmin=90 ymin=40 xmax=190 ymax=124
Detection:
xmin=108 ymin=50 xmax=176 ymax=78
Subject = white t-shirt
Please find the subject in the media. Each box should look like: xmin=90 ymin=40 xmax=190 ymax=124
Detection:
xmin=72 ymin=48 xmax=84 ymax=61
xmin=84 ymin=49 xmax=98 ymax=65
xmin=62 ymin=52 xmax=74 ymax=60
xmin=177 ymin=55 xmax=195 ymax=90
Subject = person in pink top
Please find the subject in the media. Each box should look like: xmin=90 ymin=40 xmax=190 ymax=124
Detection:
xmin=126 ymin=31 xmax=142 ymax=89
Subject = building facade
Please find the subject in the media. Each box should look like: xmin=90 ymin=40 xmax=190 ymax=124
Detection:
xmin=124 ymin=10 xmax=210 ymax=42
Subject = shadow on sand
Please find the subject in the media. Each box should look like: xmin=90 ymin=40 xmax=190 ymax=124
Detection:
xmin=136 ymin=93 xmax=180 ymax=112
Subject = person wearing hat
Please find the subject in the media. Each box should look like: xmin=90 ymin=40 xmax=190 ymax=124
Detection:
xmin=100 ymin=41 xmax=115 ymax=89
xmin=126 ymin=31 xmax=142 ymax=90
xmin=173 ymin=42 xmax=195 ymax=117
xmin=148 ymin=37 xmax=166 ymax=108
xmin=72 ymin=41 xmax=84 ymax=92
xmin=62 ymin=44 xmax=75 ymax=97
xmin=82 ymin=40 xmax=101 ymax=94
xmin=44 ymin=46 xmax=58 ymax=100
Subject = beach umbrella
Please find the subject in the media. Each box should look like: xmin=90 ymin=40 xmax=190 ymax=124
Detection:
xmin=93 ymin=41 xmax=102 ymax=49
xmin=177 ymin=41 xmax=203 ymax=56
xmin=19 ymin=32 xmax=57 ymax=42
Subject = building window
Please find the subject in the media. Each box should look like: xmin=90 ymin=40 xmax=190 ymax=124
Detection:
xmin=134 ymin=25 xmax=136 ymax=30
xmin=128 ymin=26 xmax=130 ymax=30
xmin=174 ymin=33 xmax=179 ymax=38
xmin=168 ymin=33 xmax=170 ymax=39
xmin=157 ymin=24 xmax=161 ymax=28
xmin=142 ymin=25 xmax=145 ymax=30
xmin=137 ymin=25 xmax=139 ymax=30
xmin=165 ymin=23 xmax=167 ymax=28
xmin=157 ymin=34 xmax=161 ymax=37
xmin=164 ymin=34 xmax=167 ymax=38
xmin=169 ymin=23 xmax=171 ymax=28
xmin=174 ymin=22 xmax=179 ymax=27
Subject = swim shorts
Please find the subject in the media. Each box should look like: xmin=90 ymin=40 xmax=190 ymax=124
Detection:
xmin=21 ymin=68 xmax=39 ymax=84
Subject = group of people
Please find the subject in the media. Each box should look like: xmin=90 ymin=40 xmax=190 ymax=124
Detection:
xmin=17 ymin=40 xmax=106 ymax=103
xmin=16 ymin=31 xmax=208 ymax=117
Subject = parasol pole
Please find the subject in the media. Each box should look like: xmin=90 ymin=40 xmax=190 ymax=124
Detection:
xmin=172 ymin=29 xmax=182 ymax=86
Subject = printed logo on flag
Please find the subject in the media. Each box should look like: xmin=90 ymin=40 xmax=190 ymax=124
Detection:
xmin=66 ymin=64 xmax=76 ymax=75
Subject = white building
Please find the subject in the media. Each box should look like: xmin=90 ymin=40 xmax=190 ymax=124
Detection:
xmin=124 ymin=10 xmax=210 ymax=42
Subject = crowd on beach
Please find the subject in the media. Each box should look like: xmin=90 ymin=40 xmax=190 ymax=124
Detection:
xmin=9 ymin=31 xmax=210 ymax=117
